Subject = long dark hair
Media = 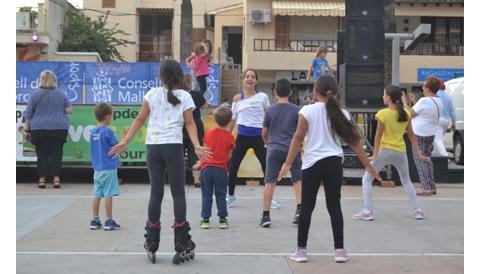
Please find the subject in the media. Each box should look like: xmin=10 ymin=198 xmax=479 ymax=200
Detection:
xmin=159 ymin=59 xmax=182 ymax=106
xmin=385 ymin=85 xmax=408 ymax=122
xmin=315 ymin=76 xmax=360 ymax=145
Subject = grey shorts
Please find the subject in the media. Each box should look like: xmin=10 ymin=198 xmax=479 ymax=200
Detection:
xmin=265 ymin=150 xmax=302 ymax=184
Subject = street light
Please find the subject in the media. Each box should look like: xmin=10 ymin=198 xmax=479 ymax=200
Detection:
xmin=32 ymin=30 xmax=38 ymax=42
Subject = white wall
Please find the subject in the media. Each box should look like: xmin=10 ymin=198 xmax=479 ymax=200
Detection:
xmin=289 ymin=16 xmax=338 ymax=41
xmin=46 ymin=0 xmax=67 ymax=58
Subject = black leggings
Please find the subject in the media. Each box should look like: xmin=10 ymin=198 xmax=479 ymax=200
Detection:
xmin=298 ymin=156 xmax=344 ymax=249
xmin=196 ymin=75 xmax=207 ymax=96
xmin=228 ymin=135 xmax=266 ymax=196
xmin=31 ymin=130 xmax=67 ymax=178
xmin=146 ymin=144 xmax=187 ymax=224
xmin=183 ymin=118 xmax=205 ymax=180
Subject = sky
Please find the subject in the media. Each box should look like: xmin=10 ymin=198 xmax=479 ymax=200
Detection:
xmin=16 ymin=0 xmax=83 ymax=8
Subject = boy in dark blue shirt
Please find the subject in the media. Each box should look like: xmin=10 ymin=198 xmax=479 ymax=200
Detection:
xmin=89 ymin=103 xmax=120 ymax=230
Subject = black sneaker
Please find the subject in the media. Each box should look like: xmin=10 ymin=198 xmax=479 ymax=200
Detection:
xmin=292 ymin=207 xmax=301 ymax=225
xmin=260 ymin=214 xmax=271 ymax=227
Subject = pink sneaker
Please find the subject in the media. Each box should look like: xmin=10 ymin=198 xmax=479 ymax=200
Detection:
xmin=335 ymin=249 xmax=348 ymax=263
xmin=289 ymin=247 xmax=308 ymax=262
xmin=352 ymin=210 xmax=374 ymax=221
xmin=415 ymin=209 xmax=425 ymax=220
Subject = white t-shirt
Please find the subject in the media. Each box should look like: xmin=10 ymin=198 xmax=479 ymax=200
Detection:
xmin=299 ymin=102 xmax=350 ymax=170
xmin=231 ymin=92 xmax=270 ymax=128
xmin=412 ymin=96 xmax=444 ymax=137
xmin=144 ymin=87 xmax=195 ymax=144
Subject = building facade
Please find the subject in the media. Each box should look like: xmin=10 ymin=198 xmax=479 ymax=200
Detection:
xmin=83 ymin=0 xmax=241 ymax=62
xmin=211 ymin=0 xmax=463 ymax=104
xmin=16 ymin=0 xmax=101 ymax=62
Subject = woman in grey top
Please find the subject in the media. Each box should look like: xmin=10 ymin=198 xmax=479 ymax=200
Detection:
xmin=24 ymin=70 xmax=73 ymax=189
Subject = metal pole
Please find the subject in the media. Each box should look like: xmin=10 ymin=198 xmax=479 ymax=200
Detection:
xmin=392 ymin=36 xmax=400 ymax=86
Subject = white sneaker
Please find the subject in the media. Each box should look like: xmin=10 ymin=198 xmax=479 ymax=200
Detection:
xmin=334 ymin=249 xmax=348 ymax=263
xmin=226 ymin=195 xmax=236 ymax=208
xmin=270 ymin=199 xmax=281 ymax=209
xmin=289 ymin=247 xmax=308 ymax=262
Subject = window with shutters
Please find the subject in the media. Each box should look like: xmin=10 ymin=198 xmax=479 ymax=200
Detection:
xmin=102 ymin=0 xmax=115 ymax=9
xmin=275 ymin=16 xmax=289 ymax=49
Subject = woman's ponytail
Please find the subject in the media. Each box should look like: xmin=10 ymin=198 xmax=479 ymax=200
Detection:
xmin=316 ymin=76 xmax=361 ymax=145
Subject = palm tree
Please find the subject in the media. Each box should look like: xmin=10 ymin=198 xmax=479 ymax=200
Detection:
xmin=180 ymin=0 xmax=193 ymax=62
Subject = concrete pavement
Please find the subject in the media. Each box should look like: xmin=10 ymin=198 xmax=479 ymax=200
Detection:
xmin=16 ymin=183 xmax=464 ymax=274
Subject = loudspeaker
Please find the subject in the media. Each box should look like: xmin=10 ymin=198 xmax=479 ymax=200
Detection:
xmin=342 ymin=63 xmax=385 ymax=107
xmin=345 ymin=0 xmax=384 ymax=19
xmin=346 ymin=19 xmax=385 ymax=63
xmin=342 ymin=0 xmax=385 ymax=107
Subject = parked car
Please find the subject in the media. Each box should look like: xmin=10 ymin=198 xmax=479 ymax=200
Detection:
xmin=443 ymin=77 xmax=464 ymax=165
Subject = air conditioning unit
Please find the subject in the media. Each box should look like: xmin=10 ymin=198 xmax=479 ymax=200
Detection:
xmin=249 ymin=9 xmax=271 ymax=24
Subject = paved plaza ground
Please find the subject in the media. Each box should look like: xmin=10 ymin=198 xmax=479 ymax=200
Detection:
xmin=16 ymin=182 xmax=464 ymax=274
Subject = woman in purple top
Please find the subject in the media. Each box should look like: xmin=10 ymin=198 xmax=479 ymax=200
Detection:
xmin=24 ymin=70 xmax=73 ymax=189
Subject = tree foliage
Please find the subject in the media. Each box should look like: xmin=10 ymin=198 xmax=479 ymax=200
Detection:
xmin=58 ymin=8 xmax=135 ymax=62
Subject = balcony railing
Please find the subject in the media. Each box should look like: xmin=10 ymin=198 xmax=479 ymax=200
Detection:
xmin=254 ymin=39 xmax=337 ymax=52
xmin=137 ymin=52 xmax=174 ymax=62
xmin=401 ymin=43 xmax=464 ymax=56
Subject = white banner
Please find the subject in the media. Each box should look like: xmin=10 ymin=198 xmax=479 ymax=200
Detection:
xmin=16 ymin=105 xmax=37 ymax=161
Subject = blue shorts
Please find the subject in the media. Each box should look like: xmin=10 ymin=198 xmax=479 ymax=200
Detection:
xmin=265 ymin=150 xmax=302 ymax=184
xmin=93 ymin=169 xmax=119 ymax=198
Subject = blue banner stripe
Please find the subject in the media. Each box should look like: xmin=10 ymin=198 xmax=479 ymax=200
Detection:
xmin=16 ymin=62 xmax=221 ymax=106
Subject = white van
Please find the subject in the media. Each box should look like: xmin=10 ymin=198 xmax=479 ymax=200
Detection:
xmin=443 ymin=77 xmax=464 ymax=165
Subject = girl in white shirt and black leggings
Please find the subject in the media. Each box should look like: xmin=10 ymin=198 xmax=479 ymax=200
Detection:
xmin=279 ymin=76 xmax=380 ymax=263
xmin=109 ymin=60 xmax=211 ymax=264
xmin=227 ymin=69 xmax=270 ymax=207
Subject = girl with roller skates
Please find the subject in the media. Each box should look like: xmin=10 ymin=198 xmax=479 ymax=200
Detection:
xmin=109 ymin=59 xmax=211 ymax=264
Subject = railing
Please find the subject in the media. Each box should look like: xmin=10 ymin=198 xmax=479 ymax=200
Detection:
xmin=136 ymin=52 xmax=174 ymax=62
xmin=401 ymin=43 xmax=464 ymax=56
xmin=254 ymin=39 xmax=337 ymax=52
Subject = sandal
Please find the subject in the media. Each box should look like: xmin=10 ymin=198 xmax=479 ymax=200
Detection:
xmin=416 ymin=190 xmax=432 ymax=196
xmin=53 ymin=179 xmax=62 ymax=189
xmin=38 ymin=181 xmax=46 ymax=189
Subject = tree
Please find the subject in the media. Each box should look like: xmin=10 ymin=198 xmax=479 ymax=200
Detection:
xmin=58 ymin=7 xmax=135 ymax=62
xmin=180 ymin=0 xmax=193 ymax=62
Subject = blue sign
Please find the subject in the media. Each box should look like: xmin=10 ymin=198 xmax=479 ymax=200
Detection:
xmin=150 ymin=63 xmax=220 ymax=106
xmin=417 ymin=68 xmax=464 ymax=81
xmin=85 ymin=62 xmax=155 ymax=105
xmin=16 ymin=61 xmax=84 ymax=104
xmin=16 ymin=62 xmax=221 ymax=106
xmin=85 ymin=62 xmax=220 ymax=106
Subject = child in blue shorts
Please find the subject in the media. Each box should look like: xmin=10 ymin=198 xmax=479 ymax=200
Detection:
xmin=89 ymin=103 xmax=121 ymax=231
xmin=260 ymin=79 xmax=303 ymax=227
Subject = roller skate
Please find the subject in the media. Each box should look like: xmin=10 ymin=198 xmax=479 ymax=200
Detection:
xmin=172 ymin=221 xmax=196 ymax=265
xmin=144 ymin=221 xmax=160 ymax=264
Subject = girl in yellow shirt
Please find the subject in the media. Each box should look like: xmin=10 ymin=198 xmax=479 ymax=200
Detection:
xmin=353 ymin=85 xmax=430 ymax=221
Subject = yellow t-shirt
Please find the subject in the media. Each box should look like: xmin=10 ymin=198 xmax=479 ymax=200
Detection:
xmin=375 ymin=108 xmax=411 ymax=152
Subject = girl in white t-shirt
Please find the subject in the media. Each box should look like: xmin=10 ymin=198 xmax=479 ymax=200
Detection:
xmin=404 ymin=76 xmax=444 ymax=196
xmin=226 ymin=69 xmax=270 ymax=207
xmin=278 ymin=76 xmax=380 ymax=264
xmin=109 ymin=60 xmax=210 ymax=264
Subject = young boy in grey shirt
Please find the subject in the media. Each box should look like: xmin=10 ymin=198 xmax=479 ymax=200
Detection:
xmin=260 ymin=78 xmax=302 ymax=227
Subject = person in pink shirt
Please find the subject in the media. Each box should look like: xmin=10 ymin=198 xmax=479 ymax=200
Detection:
xmin=187 ymin=42 xmax=210 ymax=96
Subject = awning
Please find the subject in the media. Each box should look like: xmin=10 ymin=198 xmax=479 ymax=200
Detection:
xmin=272 ymin=1 xmax=345 ymax=17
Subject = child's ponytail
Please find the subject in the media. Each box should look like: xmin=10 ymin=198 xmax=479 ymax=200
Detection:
xmin=385 ymin=85 xmax=408 ymax=122
xmin=317 ymin=76 xmax=360 ymax=145
xmin=159 ymin=59 xmax=182 ymax=106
